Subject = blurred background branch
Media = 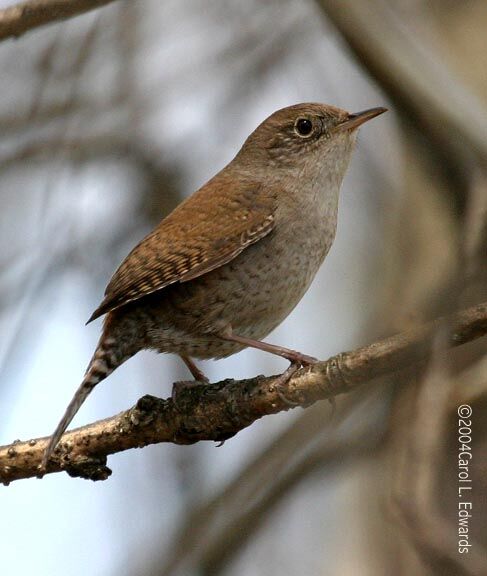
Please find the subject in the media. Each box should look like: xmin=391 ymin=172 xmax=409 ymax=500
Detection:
xmin=0 ymin=0 xmax=117 ymax=41
xmin=316 ymin=0 xmax=487 ymax=170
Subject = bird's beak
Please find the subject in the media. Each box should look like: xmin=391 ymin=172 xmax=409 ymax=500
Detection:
xmin=334 ymin=107 xmax=387 ymax=132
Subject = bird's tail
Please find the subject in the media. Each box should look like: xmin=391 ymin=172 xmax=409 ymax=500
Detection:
xmin=41 ymin=331 xmax=132 ymax=470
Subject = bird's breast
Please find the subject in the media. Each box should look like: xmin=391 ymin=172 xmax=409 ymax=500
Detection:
xmin=170 ymin=207 xmax=336 ymax=339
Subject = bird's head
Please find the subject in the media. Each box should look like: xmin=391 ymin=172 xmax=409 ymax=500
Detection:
xmin=238 ymin=102 xmax=386 ymax=188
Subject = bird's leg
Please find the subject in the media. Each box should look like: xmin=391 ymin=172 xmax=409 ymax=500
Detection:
xmin=217 ymin=326 xmax=318 ymax=366
xmin=180 ymin=355 xmax=209 ymax=383
xmin=217 ymin=326 xmax=317 ymax=405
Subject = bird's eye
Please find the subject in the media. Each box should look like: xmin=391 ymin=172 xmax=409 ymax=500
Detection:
xmin=294 ymin=118 xmax=313 ymax=138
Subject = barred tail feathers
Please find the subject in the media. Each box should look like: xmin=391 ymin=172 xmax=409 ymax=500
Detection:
xmin=41 ymin=336 xmax=130 ymax=469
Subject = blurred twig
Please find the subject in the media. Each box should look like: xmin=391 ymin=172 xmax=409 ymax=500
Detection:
xmin=0 ymin=0 xmax=118 ymax=41
xmin=199 ymin=423 xmax=379 ymax=576
xmin=0 ymin=301 xmax=485 ymax=484
xmin=315 ymin=0 xmax=487 ymax=171
xmin=0 ymin=100 xmax=112 ymax=134
xmin=463 ymin=171 xmax=487 ymax=285
xmin=453 ymin=355 xmax=487 ymax=406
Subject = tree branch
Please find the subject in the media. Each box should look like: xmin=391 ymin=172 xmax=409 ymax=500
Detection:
xmin=0 ymin=0 xmax=118 ymax=41
xmin=1 ymin=302 xmax=486 ymax=484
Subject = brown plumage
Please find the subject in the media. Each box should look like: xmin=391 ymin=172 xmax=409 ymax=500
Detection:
xmin=88 ymin=177 xmax=277 ymax=322
xmin=42 ymin=103 xmax=386 ymax=468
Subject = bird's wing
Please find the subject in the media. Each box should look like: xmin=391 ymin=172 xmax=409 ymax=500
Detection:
xmin=87 ymin=176 xmax=277 ymax=322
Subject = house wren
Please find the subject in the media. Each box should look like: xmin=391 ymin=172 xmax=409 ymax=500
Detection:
xmin=42 ymin=102 xmax=386 ymax=467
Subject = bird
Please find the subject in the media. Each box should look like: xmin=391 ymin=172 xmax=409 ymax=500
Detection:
xmin=41 ymin=102 xmax=386 ymax=468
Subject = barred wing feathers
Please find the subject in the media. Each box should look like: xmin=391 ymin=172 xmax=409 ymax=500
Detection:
xmin=87 ymin=176 xmax=276 ymax=322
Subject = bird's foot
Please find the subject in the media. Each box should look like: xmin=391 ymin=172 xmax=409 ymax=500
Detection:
xmin=272 ymin=354 xmax=318 ymax=406
xmin=271 ymin=363 xmax=300 ymax=406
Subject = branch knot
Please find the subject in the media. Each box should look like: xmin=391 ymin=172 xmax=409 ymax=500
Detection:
xmin=324 ymin=352 xmax=354 ymax=396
